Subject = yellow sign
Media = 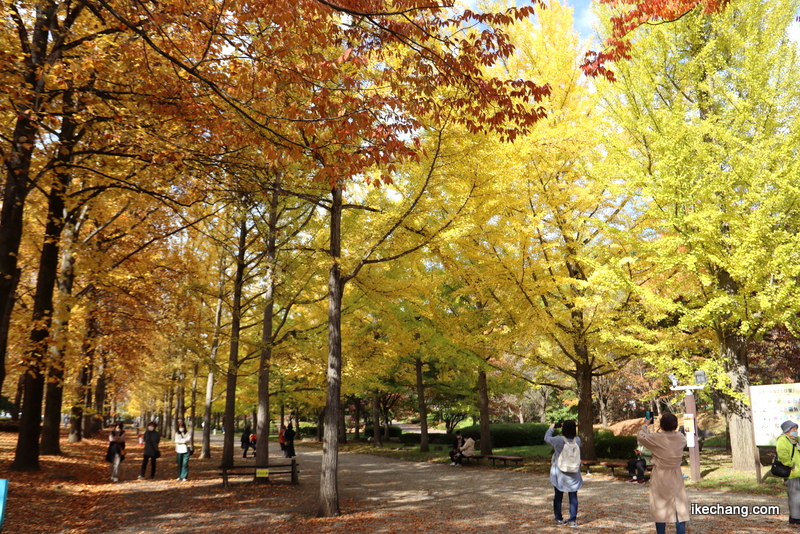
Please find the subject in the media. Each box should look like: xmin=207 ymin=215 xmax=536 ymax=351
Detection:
xmin=683 ymin=413 xmax=695 ymax=434
xmin=256 ymin=469 xmax=269 ymax=478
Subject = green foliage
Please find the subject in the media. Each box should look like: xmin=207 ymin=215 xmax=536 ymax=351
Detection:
xmin=364 ymin=425 xmax=402 ymax=438
xmin=298 ymin=425 xmax=317 ymax=437
xmin=593 ymin=432 xmax=637 ymax=459
xmin=458 ymin=423 xmax=550 ymax=448
xmin=399 ymin=432 xmax=454 ymax=445
xmin=545 ymin=404 xmax=578 ymax=425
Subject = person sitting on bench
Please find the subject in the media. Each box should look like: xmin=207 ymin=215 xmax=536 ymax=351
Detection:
xmin=627 ymin=441 xmax=652 ymax=483
xmin=450 ymin=431 xmax=465 ymax=466
xmin=454 ymin=436 xmax=475 ymax=466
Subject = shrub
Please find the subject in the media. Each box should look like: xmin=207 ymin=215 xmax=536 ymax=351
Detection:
xmin=363 ymin=425 xmax=402 ymax=438
xmin=456 ymin=423 xmax=550 ymax=448
xmin=399 ymin=432 xmax=460 ymax=446
xmin=299 ymin=425 xmax=317 ymax=437
xmin=593 ymin=433 xmax=637 ymax=459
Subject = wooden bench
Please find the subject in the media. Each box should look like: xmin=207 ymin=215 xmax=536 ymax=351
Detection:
xmin=220 ymin=460 xmax=299 ymax=486
xmin=599 ymin=461 xmax=653 ymax=477
xmin=460 ymin=454 xmax=523 ymax=467
xmin=581 ymin=460 xmax=597 ymax=474
xmin=486 ymin=455 xmax=524 ymax=467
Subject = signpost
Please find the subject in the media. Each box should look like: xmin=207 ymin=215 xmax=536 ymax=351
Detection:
xmin=670 ymin=372 xmax=706 ymax=482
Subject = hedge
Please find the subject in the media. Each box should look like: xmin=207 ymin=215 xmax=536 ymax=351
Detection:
xmin=592 ymin=433 xmax=637 ymax=459
xmin=455 ymin=423 xmax=550 ymax=448
xmin=363 ymin=425 xmax=403 ymax=438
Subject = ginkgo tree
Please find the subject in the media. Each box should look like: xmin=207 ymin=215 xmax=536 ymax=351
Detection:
xmin=418 ymin=0 xmax=640 ymax=460
xmin=599 ymin=0 xmax=800 ymax=470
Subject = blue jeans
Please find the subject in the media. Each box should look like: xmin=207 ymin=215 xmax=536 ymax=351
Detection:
xmin=655 ymin=522 xmax=686 ymax=534
xmin=176 ymin=452 xmax=190 ymax=480
xmin=553 ymin=487 xmax=578 ymax=522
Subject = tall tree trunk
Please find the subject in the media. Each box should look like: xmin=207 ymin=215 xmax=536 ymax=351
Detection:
xmin=371 ymin=394 xmax=382 ymax=447
xmin=92 ymin=356 xmax=107 ymax=433
xmin=201 ymin=259 xmax=225 ymax=458
xmin=416 ymin=358 xmax=429 ymax=452
xmin=256 ymin=183 xmax=279 ymax=473
xmin=319 ymin=185 xmax=344 ymax=517
xmin=176 ymin=368 xmax=186 ymax=424
xmin=222 ymin=219 xmax=248 ymax=469
xmin=338 ymin=399 xmax=347 ymax=444
xmin=190 ymin=362 xmax=198 ymax=445
xmin=164 ymin=388 xmax=173 ymax=437
xmin=0 ymin=269 xmax=21 ymax=399
xmin=317 ymin=407 xmax=325 ymax=442
xmin=200 ymin=286 xmax=224 ymax=458
xmin=575 ymin=360 xmax=596 ymax=461
xmin=383 ymin=403 xmax=391 ymax=441
xmin=598 ymin=396 xmax=609 ymax=428
xmin=11 ymin=130 xmax=78 ymax=469
xmin=477 ymin=368 xmax=492 ymax=456
xmin=353 ymin=398 xmax=361 ymax=440
xmin=39 ymin=99 xmax=80 ymax=457
xmin=12 ymin=374 xmax=24 ymax=423
xmin=722 ymin=330 xmax=756 ymax=470
xmin=68 ymin=363 xmax=89 ymax=443
xmin=81 ymin=322 xmax=95 ymax=440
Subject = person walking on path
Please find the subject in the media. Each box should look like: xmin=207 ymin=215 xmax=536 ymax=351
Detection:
xmin=174 ymin=420 xmax=191 ymax=481
xmin=284 ymin=422 xmax=296 ymax=458
xmin=106 ymin=422 xmax=127 ymax=482
xmin=637 ymin=413 xmax=689 ymax=534
xmin=545 ymin=420 xmax=582 ymax=527
xmin=776 ymin=419 xmax=800 ymax=525
xmin=627 ymin=441 xmax=653 ymax=484
xmin=139 ymin=422 xmax=161 ymax=479
xmin=241 ymin=425 xmax=252 ymax=459
xmin=278 ymin=423 xmax=287 ymax=456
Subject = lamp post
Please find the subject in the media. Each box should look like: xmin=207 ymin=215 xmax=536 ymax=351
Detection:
xmin=669 ymin=372 xmax=707 ymax=482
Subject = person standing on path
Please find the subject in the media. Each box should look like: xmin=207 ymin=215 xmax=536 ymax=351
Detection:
xmin=174 ymin=420 xmax=191 ymax=481
xmin=637 ymin=413 xmax=689 ymax=534
xmin=107 ymin=422 xmax=127 ymax=482
xmin=278 ymin=423 xmax=287 ymax=457
xmin=284 ymin=422 xmax=296 ymax=458
xmin=241 ymin=425 xmax=252 ymax=459
xmin=139 ymin=422 xmax=161 ymax=479
xmin=545 ymin=420 xmax=582 ymax=527
xmin=776 ymin=419 xmax=800 ymax=525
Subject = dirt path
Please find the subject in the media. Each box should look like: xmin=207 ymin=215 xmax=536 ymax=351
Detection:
xmin=71 ymin=442 xmax=796 ymax=534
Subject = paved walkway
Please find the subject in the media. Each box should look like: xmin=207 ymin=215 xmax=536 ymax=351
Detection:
xmin=86 ymin=441 xmax=797 ymax=534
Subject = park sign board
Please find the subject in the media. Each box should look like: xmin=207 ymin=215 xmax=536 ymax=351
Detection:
xmin=750 ymin=383 xmax=800 ymax=446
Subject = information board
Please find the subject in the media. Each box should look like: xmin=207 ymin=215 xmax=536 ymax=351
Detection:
xmin=750 ymin=383 xmax=800 ymax=446
xmin=256 ymin=468 xmax=269 ymax=478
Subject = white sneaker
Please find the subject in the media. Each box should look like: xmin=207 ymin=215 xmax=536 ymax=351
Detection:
xmin=450 ymin=462 xmax=456 ymax=466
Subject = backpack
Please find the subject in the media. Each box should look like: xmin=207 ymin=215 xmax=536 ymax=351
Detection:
xmin=557 ymin=438 xmax=581 ymax=473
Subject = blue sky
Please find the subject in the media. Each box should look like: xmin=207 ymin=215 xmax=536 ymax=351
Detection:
xmin=565 ymin=0 xmax=596 ymax=41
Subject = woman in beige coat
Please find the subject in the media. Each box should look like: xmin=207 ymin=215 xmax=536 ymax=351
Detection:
xmin=637 ymin=413 xmax=689 ymax=534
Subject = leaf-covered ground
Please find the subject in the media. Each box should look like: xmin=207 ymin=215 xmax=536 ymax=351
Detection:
xmin=0 ymin=431 xmax=797 ymax=533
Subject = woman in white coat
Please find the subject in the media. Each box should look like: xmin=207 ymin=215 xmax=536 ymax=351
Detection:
xmin=174 ymin=420 xmax=191 ymax=481
xmin=637 ymin=413 xmax=689 ymax=534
